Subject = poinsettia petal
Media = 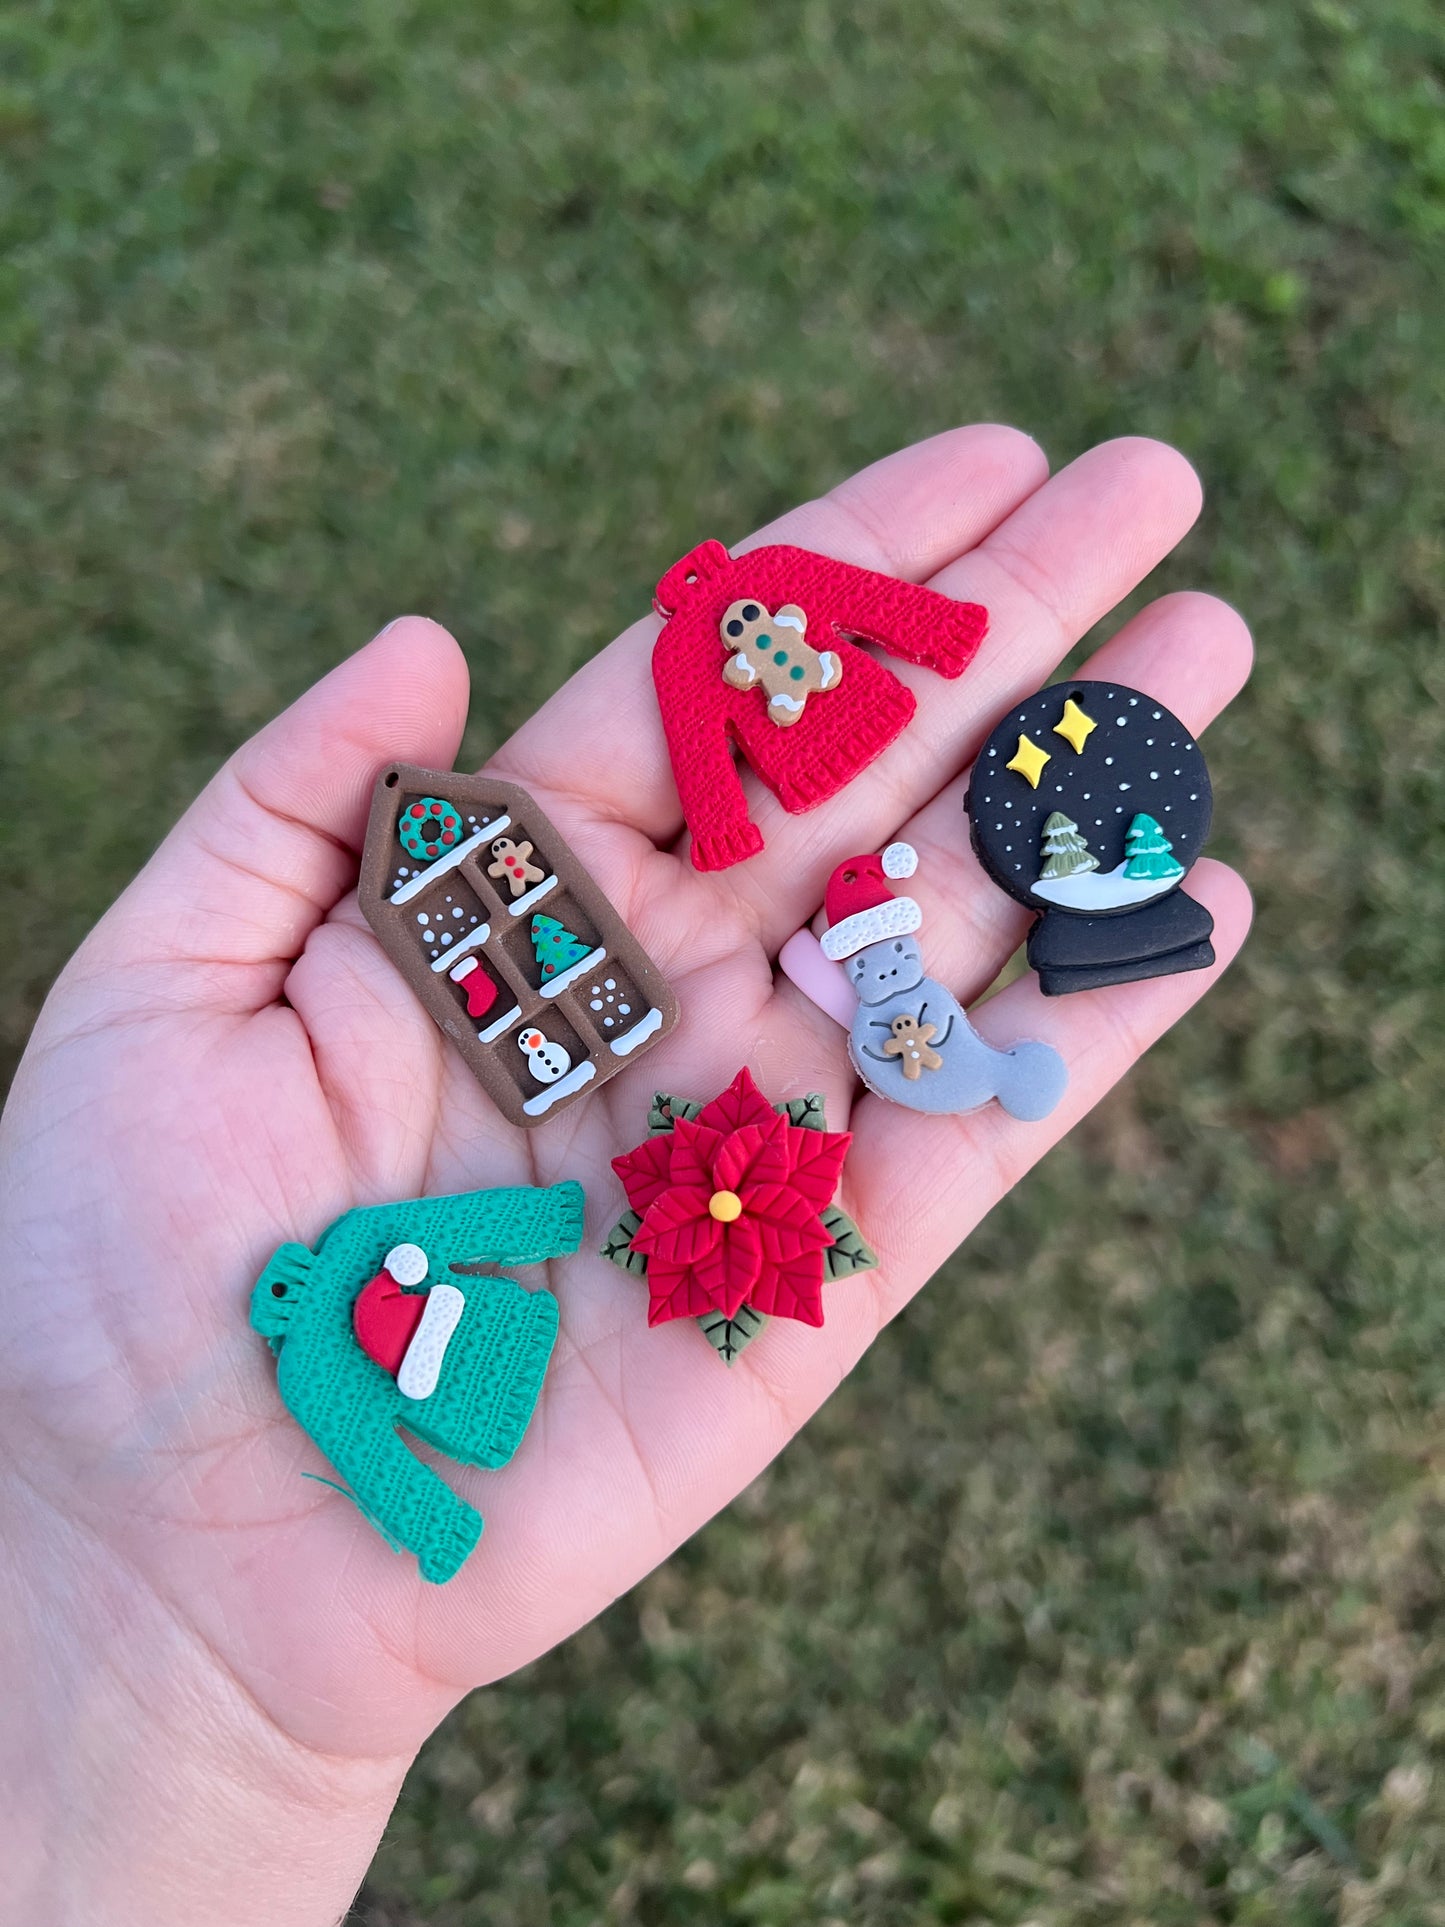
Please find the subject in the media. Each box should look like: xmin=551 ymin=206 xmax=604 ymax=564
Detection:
xmin=611 ymin=1132 xmax=680 ymax=1214
xmin=689 ymin=1214 xmax=763 ymax=1318
xmin=632 ymin=1187 xmax=720 ymax=1265
xmin=780 ymin=1126 xmax=853 ymax=1213
xmin=696 ymin=1065 xmax=776 ymax=1135
xmin=645 ymin=1261 xmax=721 ymax=1326
xmin=736 ymin=1182 xmax=837 ymax=1245
xmin=712 ymin=1114 xmax=791 ymax=1193
xmin=667 ymin=1116 xmax=726 ymax=1190
xmin=748 ymin=1248 xmax=829 ymax=1327
xmin=751 ymin=1215 xmax=836 ymax=1269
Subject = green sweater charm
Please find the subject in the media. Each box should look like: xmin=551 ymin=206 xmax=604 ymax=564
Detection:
xmin=250 ymin=1181 xmax=583 ymax=1583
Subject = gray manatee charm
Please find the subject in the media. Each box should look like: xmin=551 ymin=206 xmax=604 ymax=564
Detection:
xmin=843 ymin=935 xmax=1066 ymax=1121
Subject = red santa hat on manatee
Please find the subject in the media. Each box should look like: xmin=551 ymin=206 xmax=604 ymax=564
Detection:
xmin=819 ymin=842 xmax=921 ymax=961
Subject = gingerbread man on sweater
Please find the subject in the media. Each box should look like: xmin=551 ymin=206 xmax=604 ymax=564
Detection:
xmin=651 ymin=540 xmax=988 ymax=871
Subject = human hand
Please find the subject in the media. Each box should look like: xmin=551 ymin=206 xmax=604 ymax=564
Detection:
xmin=0 ymin=426 xmax=1252 ymax=1926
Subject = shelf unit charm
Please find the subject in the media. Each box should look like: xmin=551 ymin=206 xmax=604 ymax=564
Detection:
xmin=360 ymin=764 xmax=680 ymax=1127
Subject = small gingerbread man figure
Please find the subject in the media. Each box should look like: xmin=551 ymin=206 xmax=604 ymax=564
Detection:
xmin=487 ymin=835 xmax=546 ymax=898
xmin=719 ymin=598 xmax=842 ymax=728
xmin=880 ymin=1012 xmax=943 ymax=1081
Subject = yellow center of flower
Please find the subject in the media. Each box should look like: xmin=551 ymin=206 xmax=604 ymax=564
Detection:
xmin=708 ymin=1189 xmax=744 ymax=1223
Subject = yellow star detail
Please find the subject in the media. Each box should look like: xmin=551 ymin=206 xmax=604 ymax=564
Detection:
xmin=1053 ymin=697 xmax=1097 ymax=754
xmin=1005 ymin=733 xmax=1051 ymax=789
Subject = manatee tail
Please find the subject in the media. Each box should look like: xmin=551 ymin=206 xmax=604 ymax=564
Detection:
xmin=994 ymin=1037 xmax=1068 ymax=1122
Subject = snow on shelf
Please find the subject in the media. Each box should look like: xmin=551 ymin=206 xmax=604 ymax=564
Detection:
xmin=431 ymin=924 xmax=491 ymax=971
xmin=538 ymin=945 xmax=607 ymax=999
xmin=609 ymin=1006 xmax=663 ymax=1056
xmin=522 ymin=1059 xmax=597 ymax=1116
xmin=390 ymin=821 xmax=504 ymax=905
xmin=507 ymin=873 xmax=558 ymax=917
xmin=478 ymin=1003 xmax=522 ymax=1043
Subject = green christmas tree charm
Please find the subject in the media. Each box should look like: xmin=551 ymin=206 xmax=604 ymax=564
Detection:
xmin=531 ymin=913 xmax=595 ymax=983
xmin=1122 ymin=812 xmax=1185 ymax=882
xmin=1039 ymin=811 xmax=1099 ymax=881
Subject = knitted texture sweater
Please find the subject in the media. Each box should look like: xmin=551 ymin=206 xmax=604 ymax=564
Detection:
xmin=250 ymin=1181 xmax=584 ymax=1583
xmin=652 ymin=540 xmax=988 ymax=871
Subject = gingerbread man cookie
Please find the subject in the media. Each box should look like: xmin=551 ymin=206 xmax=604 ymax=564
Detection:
xmin=719 ymin=599 xmax=842 ymax=727
xmin=487 ymin=835 xmax=545 ymax=898
xmin=880 ymin=1012 xmax=943 ymax=1080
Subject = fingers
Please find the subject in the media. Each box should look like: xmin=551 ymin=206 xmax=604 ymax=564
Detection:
xmin=488 ymin=423 xmax=1051 ymax=838
xmin=73 ymin=619 xmax=470 ymax=1012
xmin=729 ymin=437 xmax=1206 ymax=946
xmin=841 ymin=859 xmax=1253 ymax=1315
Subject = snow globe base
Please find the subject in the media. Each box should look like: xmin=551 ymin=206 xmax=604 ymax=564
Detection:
xmin=1027 ymin=888 xmax=1215 ymax=996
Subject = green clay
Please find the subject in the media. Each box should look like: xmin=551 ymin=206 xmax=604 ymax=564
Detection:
xmin=819 ymin=1204 xmax=878 ymax=1280
xmin=1122 ymin=811 xmax=1185 ymax=882
xmin=647 ymin=1092 xmax=704 ymax=1132
xmin=698 ymin=1305 xmax=767 ymax=1366
xmin=251 ymin=1181 xmax=583 ymax=1583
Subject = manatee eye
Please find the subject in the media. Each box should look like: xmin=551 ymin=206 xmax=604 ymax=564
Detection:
xmin=725 ymin=619 xmax=744 ymax=637
xmin=271 ymin=1282 xmax=287 ymax=1298
xmin=893 ymin=942 xmax=903 ymax=953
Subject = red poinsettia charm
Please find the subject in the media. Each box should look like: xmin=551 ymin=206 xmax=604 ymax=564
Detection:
xmin=611 ymin=1067 xmax=853 ymax=1329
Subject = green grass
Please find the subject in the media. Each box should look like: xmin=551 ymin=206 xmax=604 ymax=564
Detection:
xmin=5 ymin=0 xmax=1445 ymax=1917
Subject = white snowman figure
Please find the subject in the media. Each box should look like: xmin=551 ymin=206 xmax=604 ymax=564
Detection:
xmin=518 ymin=1027 xmax=571 ymax=1084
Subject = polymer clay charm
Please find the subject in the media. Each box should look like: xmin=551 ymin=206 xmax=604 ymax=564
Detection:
xmin=360 ymin=764 xmax=679 ymax=1127
xmin=967 ymin=681 xmax=1215 ymax=995
xmin=720 ymin=598 xmax=841 ymax=725
xmin=599 ymin=1068 xmax=876 ymax=1365
xmin=250 ymin=1181 xmax=584 ymax=1582
xmin=652 ymin=540 xmax=988 ymax=871
xmin=779 ymin=844 xmax=1067 ymax=1121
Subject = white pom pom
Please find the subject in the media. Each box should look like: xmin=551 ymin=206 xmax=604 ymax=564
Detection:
xmin=383 ymin=1243 xmax=430 ymax=1287
xmin=881 ymin=841 xmax=918 ymax=880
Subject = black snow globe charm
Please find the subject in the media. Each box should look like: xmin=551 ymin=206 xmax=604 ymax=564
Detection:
xmin=967 ymin=681 xmax=1214 ymax=996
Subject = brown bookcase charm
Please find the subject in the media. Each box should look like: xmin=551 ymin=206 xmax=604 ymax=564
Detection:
xmin=359 ymin=764 xmax=679 ymax=1128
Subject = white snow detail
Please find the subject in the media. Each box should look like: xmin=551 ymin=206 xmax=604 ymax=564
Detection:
xmin=539 ymin=945 xmax=606 ymax=997
xmin=1032 ymin=861 xmax=1179 ymax=911
xmin=431 ymin=924 xmax=491 ymax=970
xmin=522 ymin=1058 xmax=597 ymax=1116
xmin=478 ymin=1003 xmax=522 ymax=1042
xmin=390 ymin=827 xmax=493 ymax=904
xmin=507 ymin=873 xmax=558 ymax=917
xmin=610 ymin=1006 xmax=664 ymax=1056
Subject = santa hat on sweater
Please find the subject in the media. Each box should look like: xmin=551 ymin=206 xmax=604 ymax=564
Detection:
xmin=819 ymin=842 xmax=921 ymax=961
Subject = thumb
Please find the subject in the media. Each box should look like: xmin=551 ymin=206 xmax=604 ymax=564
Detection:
xmin=67 ymin=617 xmax=470 ymax=1015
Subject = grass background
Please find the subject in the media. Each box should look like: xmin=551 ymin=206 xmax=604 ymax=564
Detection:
xmin=5 ymin=0 xmax=1445 ymax=1918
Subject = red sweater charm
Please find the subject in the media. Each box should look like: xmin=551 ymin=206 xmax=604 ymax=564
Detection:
xmin=652 ymin=541 xmax=988 ymax=871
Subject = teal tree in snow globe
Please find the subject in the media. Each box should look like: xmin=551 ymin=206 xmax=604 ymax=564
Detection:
xmin=966 ymin=680 xmax=1214 ymax=995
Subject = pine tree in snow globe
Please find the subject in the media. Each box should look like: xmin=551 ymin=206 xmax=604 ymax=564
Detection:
xmin=966 ymin=682 xmax=1214 ymax=995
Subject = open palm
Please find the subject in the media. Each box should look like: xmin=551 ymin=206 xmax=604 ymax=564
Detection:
xmin=0 ymin=427 xmax=1251 ymax=1853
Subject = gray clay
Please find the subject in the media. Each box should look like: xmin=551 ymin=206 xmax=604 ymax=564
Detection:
xmin=844 ymin=935 xmax=1066 ymax=1121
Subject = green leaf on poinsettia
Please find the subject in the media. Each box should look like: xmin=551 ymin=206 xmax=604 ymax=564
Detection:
xmin=697 ymin=1303 xmax=767 ymax=1365
xmin=599 ymin=1209 xmax=649 ymax=1275
xmin=782 ymin=1092 xmax=828 ymax=1132
xmin=820 ymin=1204 xmax=878 ymax=1279
xmin=647 ymin=1092 xmax=704 ymax=1133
